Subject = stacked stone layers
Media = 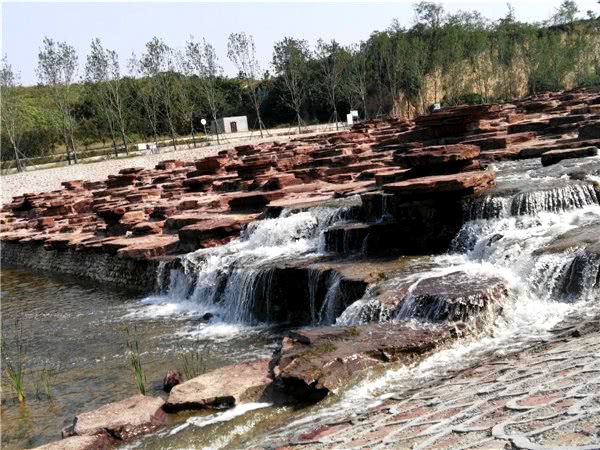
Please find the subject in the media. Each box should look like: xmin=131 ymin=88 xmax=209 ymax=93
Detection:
xmin=1 ymin=88 xmax=598 ymax=270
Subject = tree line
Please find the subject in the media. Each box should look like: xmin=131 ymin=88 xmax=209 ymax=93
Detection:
xmin=1 ymin=1 xmax=599 ymax=170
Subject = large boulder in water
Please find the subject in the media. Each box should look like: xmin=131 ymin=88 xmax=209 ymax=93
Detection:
xmin=61 ymin=395 xmax=166 ymax=441
xmin=165 ymin=358 xmax=272 ymax=412
xmin=273 ymin=322 xmax=463 ymax=401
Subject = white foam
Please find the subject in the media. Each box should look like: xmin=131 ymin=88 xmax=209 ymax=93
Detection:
xmin=169 ymin=402 xmax=273 ymax=450
xmin=140 ymin=206 xmax=354 ymax=323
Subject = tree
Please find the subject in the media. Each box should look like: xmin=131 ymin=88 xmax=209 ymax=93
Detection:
xmin=551 ymin=1 xmax=580 ymax=25
xmin=315 ymin=39 xmax=350 ymax=128
xmin=175 ymin=50 xmax=199 ymax=147
xmin=366 ymin=32 xmax=390 ymax=117
xmin=272 ymin=37 xmax=310 ymax=132
xmin=37 ymin=37 xmax=79 ymax=164
xmin=85 ymin=38 xmax=129 ymax=157
xmin=413 ymin=1 xmax=446 ymax=102
xmin=138 ymin=37 xmax=179 ymax=150
xmin=227 ymin=32 xmax=267 ymax=136
xmin=128 ymin=52 xmax=160 ymax=147
xmin=0 ymin=56 xmax=26 ymax=171
xmin=347 ymin=44 xmax=369 ymax=119
xmin=494 ymin=4 xmax=525 ymax=99
xmin=186 ymin=37 xmax=224 ymax=144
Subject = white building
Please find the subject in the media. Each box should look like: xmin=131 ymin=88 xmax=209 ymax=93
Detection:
xmin=211 ymin=116 xmax=249 ymax=134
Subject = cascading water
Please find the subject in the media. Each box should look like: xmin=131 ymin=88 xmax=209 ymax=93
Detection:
xmin=317 ymin=272 xmax=342 ymax=324
xmin=269 ymin=168 xmax=600 ymax=446
xmin=339 ymin=172 xmax=600 ymax=328
xmin=145 ymin=202 xmax=359 ymax=325
xmin=465 ymin=182 xmax=599 ymax=219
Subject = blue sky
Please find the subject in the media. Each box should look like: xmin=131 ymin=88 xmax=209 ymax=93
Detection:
xmin=2 ymin=1 xmax=600 ymax=85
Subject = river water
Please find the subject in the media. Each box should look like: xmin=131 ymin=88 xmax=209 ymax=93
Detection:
xmin=1 ymin=156 xmax=599 ymax=449
xmin=0 ymin=268 xmax=278 ymax=449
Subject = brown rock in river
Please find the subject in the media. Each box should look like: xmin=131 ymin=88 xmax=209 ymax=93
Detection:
xmin=165 ymin=358 xmax=272 ymax=412
xmin=34 ymin=434 xmax=113 ymax=450
xmin=61 ymin=395 xmax=165 ymax=441
xmin=163 ymin=370 xmax=183 ymax=392
xmin=274 ymin=322 xmax=463 ymax=401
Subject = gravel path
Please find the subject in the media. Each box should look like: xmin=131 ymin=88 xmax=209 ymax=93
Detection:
xmin=0 ymin=132 xmax=322 ymax=204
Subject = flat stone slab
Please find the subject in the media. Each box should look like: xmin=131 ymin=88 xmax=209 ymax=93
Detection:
xmin=62 ymin=395 xmax=165 ymax=441
xmin=165 ymin=358 xmax=272 ymax=412
xmin=541 ymin=146 xmax=598 ymax=166
xmin=383 ymin=171 xmax=496 ymax=198
xmin=538 ymin=223 xmax=600 ymax=255
xmin=394 ymin=144 xmax=480 ymax=168
xmin=274 ymin=322 xmax=462 ymax=400
xmin=34 ymin=434 xmax=112 ymax=450
xmin=228 ymin=191 xmax=286 ymax=211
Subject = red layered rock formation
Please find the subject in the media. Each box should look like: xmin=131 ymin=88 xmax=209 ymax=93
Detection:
xmin=2 ymin=88 xmax=598 ymax=265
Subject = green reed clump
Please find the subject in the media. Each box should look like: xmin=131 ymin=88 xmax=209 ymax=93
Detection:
xmin=1 ymin=319 xmax=26 ymax=403
xmin=125 ymin=327 xmax=146 ymax=395
xmin=33 ymin=362 xmax=60 ymax=400
xmin=179 ymin=341 xmax=210 ymax=380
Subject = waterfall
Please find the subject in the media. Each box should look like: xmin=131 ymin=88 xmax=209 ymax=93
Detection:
xmin=149 ymin=204 xmax=356 ymax=324
xmin=307 ymin=269 xmax=324 ymax=323
xmin=318 ymin=272 xmax=342 ymax=325
xmin=466 ymin=183 xmax=598 ymax=220
xmin=340 ymin=180 xmax=600 ymax=327
xmin=336 ymin=295 xmax=392 ymax=325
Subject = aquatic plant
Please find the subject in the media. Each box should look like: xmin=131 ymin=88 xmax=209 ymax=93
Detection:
xmin=33 ymin=361 xmax=60 ymax=400
xmin=125 ymin=327 xmax=146 ymax=395
xmin=1 ymin=319 xmax=26 ymax=403
xmin=179 ymin=341 xmax=210 ymax=380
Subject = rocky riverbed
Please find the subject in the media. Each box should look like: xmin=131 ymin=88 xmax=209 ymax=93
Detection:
xmin=1 ymin=88 xmax=599 ymax=449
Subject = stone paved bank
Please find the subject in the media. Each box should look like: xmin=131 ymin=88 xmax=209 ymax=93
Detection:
xmin=250 ymin=313 xmax=600 ymax=450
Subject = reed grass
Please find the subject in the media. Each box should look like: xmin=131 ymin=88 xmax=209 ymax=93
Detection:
xmin=125 ymin=327 xmax=146 ymax=395
xmin=1 ymin=319 xmax=26 ymax=403
xmin=179 ymin=341 xmax=210 ymax=380
xmin=33 ymin=362 xmax=59 ymax=400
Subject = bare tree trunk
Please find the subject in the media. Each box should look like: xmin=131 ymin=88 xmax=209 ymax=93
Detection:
xmin=11 ymin=143 xmax=23 ymax=172
xmin=70 ymin=134 xmax=78 ymax=164
xmin=334 ymin=107 xmax=339 ymax=130
xmin=169 ymin=123 xmax=177 ymax=151
xmin=296 ymin=110 xmax=302 ymax=134
xmin=110 ymin=134 xmax=118 ymax=157
xmin=255 ymin=103 xmax=264 ymax=138
xmin=62 ymin=126 xmax=72 ymax=165
xmin=106 ymin=113 xmax=118 ymax=157
xmin=211 ymin=111 xmax=220 ymax=144
xmin=362 ymin=95 xmax=368 ymax=120
xmin=120 ymin=129 xmax=129 ymax=155
xmin=190 ymin=118 xmax=197 ymax=148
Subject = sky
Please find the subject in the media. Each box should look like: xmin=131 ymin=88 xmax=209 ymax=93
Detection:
xmin=2 ymin=0 xmax=600 ymax=86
